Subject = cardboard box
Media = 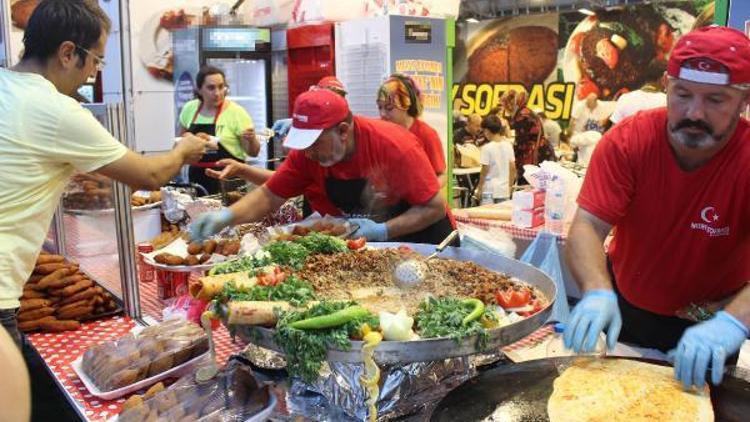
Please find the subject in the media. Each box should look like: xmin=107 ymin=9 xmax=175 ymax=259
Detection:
xmin=513 ymin=189 xmax=546 ymax=210
xmin=512 ymin=207 xmax=545 ymax=228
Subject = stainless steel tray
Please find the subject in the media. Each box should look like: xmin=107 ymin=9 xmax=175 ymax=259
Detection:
xmin=225 ymin=242 xmax=556 ymax=365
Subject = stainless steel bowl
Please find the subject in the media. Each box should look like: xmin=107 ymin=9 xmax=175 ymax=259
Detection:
xmin=225 ymin=242 xmax=556 ymax=365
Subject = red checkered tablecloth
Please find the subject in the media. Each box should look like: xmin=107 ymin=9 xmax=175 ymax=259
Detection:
xmin=27 ymin=313 xmax=245 ymax=421
xmin=455 ymin=214 xmax=567 ymax=244
xmin=27 ymin=260 xmax=246 ymax=421
xmin=27 ymin=317 xmax=136 ymax=421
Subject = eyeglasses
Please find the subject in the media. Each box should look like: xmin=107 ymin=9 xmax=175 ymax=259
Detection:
xmin=75 ymin=44 xmax=106 ymax=71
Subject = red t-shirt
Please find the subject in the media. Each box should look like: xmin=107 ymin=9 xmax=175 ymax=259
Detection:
xmin=266 ymin=116 xmax=440 ymax=217
xmin=409 ymin=118 xmax=446 ymax=174
xmin=578 ymin=108 xmax=750 ymax=316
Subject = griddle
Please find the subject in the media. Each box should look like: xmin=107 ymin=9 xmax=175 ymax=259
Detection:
xmin=430 ymin=357 xmax=750 ymax=422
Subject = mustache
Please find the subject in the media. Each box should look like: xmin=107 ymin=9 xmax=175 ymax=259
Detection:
xmin=672 ymin=119 xmax=713 ymax=135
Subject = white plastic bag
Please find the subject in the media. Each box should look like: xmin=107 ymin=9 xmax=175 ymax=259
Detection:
xmin=458 ymin=222 xmax=517 ymax=258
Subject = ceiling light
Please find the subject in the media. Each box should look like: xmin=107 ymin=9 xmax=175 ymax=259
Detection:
xmin=578 ymin=8 xmax=596 ymax=16
xmin=466 ymin=17 xmax=479 ymax=23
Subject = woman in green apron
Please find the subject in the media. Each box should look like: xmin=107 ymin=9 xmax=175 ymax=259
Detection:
xmin=179 ymin=65 xmax=259 ymax=195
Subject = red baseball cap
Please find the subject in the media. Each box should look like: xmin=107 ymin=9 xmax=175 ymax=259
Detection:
xmin=285 ymin=89 xmax=350 ymax=150
xmin=315 ymin=76 xmax=347 ymax=94
xmin=667 ymin=26 xmax=750 ymax=86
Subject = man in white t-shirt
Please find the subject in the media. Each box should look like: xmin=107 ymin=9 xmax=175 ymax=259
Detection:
xmin=475 ymin=114 xmax=516 ymax=202
xmin=610 ymin=62 xmax=667 ymax=124
xmin=570 ymin=93 xmax=613 ymax=134
xmin=539 ymin=111 xmax=562 ymax=147
xmin=0 ymin=0 xmax=209 ymax=346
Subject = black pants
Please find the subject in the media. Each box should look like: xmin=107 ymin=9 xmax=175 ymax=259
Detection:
xmin=2 ymin=308 xmax=80 ymax=421
xmin=606 ymin=259 xmax=695 ymax=352
xmin=0 ymin=307 xmax=22 ymax=348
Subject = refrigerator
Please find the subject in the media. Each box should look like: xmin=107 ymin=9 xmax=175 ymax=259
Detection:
xmin=173 ymin=26 xmax=274 ymax=167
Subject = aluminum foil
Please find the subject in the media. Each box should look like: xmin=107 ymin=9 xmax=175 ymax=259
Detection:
xmin=282 ymin=358 xmax=475 ymax=421
xmin=161 ymin=186 xmax=200 ymax=223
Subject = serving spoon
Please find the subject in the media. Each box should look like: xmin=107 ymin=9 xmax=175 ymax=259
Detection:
xmin=393 ymin=230 xmax=459 ymax=288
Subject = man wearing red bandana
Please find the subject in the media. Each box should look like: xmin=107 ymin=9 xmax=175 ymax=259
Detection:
xmin=564 ymin=26 xmax=750 ymax=390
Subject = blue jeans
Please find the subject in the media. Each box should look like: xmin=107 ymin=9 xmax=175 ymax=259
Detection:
xmin=0 ymin=308 xmax=22 ymax=349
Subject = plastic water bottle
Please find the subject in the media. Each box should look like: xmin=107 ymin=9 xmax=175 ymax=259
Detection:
xmin=546 ymin=323 xmax=606 ymax=357
xmin=480 ymin=190 xmax=494 ymax=206
xmin=544 ymin=176 xmax=565 ymax=235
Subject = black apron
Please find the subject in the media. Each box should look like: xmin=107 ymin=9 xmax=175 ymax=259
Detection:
xmin=607 ymin=258 xmax=739 ymax=364
xmin=186 ymin=102 xmax=242 ymax=196
xmin=324 ymin=175 xmax=457 ymax=245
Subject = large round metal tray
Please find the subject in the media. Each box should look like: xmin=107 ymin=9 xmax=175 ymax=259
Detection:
xmin=225 ymin=242 xmax=556 ymax=365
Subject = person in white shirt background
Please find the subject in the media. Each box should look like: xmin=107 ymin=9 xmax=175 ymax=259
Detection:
xmin=570 ymin=93 xmax=613 ymax=135
xmin=474 ymin=114 xmax=516 ymax=203
xmin=569 ymin=93 xmax=613 ymax=167
xmin=610 ymin=60 xmax=667 ymax=125
xmin=538 ymin=110 xmax=562 ymax=148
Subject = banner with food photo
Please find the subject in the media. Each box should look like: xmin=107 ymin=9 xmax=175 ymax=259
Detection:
xmin=452 ymin=1 xmax=714 ymax=121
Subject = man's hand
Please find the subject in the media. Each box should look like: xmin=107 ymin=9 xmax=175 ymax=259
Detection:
xmin=563 ymin=289 xmax=622 ymax=352
xmin=669 ymin=311 xmax=748 ymax=390
xmin=241 ymin=128 xmax=256 ymax=144
xmin=349 ymin=218 xmax=388 ymax=242
xmin=205 ymin=159 xmax=248 ymax=180
xmin=189 ymin=208 xmax=234 ymax=242
xmin=175 ymin=134 xmax=210 ymax=164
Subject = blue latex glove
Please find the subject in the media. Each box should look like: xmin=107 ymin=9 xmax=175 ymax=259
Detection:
xmin=189 ymin=208 xmax=234 ymax=242
xmin=349 ymin=218 xmax=388 ymax=242
xmin=563 ymin=289 xmax=622 ymax=353
xmin=669 ymin=311 xmax=748 ymax=390
xmin=271 ymin=118 xmax=293 ymax=139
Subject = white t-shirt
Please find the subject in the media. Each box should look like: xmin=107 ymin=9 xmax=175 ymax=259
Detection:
xmin=571 ymin=101 xmax=613 ymax=134
xmin=479 ymin=139 xmax=515 ymax=199
xmin=609 ymin=89 xmax=667 ymax=124
xmin=542 ymin=119 xmax=562 ymax=147
xmin=0 ymin=69 xmax=127 ymax=309
xmin=570 ymin=130 xmax=603 ymax=167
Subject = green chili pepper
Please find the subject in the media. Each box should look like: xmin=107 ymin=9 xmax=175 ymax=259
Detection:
xmin=461 ymin=298 xmax=485 ymax=326
xmin=290 ymin=305 xmax=372 ymax=330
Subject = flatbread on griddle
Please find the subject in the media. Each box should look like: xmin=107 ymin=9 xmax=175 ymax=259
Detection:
xmin=548 ymin=359 xmax=713 ymax=422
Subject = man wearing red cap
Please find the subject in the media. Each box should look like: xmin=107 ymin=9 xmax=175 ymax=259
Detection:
xmin=191 ymin=88 xmax=452 ymax=244
xmin=564 ymin=26 xmax=750 ymax=390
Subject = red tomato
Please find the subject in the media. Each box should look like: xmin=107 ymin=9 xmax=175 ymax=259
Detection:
xmin=273 ymin=267 xmax=288 ymax=283
xmin=347 ymin=237 xmax=367 ymax=250
xmin=569 ymin=32 xmax=586 ymax=56
xmin=256 ymin=273 xmax=271 ymax=286
xmin=494 ymin=289 xmax=531 ymax=309
xmin=595 ymin=39 xmax=619 ymax=70
xmin=577 ymin=77 xmax=601 ymax=100
xmin=397 ymin=245 xmax=413 ymax=253
xmin=257 ymin=268 xmax=284 ymax=287
xmin=655 ymin=23 xmax=674 ymax=61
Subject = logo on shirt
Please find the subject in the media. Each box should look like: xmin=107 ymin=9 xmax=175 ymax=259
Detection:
xmin=690 ymin=206 xmax=729 ymax=237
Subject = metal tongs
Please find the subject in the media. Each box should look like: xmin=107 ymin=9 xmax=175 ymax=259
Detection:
xmin=393 ymin=230 xmax=459 ymax=288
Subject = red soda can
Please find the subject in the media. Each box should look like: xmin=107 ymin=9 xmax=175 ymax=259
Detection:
xmin=156 ymin=269 xmax=188 ymax=300
xmin=137 ymin=242 xmax=155 ymax=283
